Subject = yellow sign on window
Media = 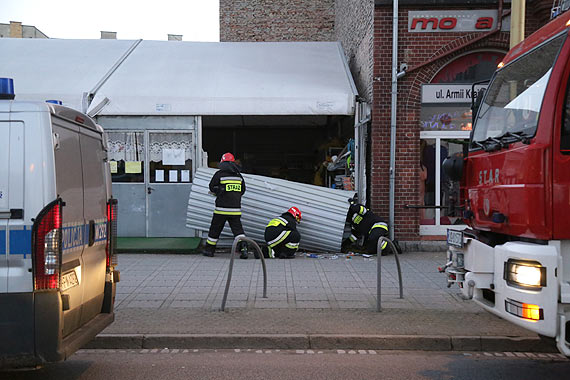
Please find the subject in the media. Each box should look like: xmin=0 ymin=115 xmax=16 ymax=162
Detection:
xmin=125 ymin=161 xmax=142 ymax=174
xmin=109 ymin=161 xmax=118 ymax=174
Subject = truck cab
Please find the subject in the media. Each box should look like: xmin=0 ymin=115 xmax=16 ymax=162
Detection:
xmin=0 ymin=79 xmax=119 ymax=368
xmin=443 ymin=12 xmax=570 ymax=356
xmin=444 ymin=12 xmax=570 ymax=356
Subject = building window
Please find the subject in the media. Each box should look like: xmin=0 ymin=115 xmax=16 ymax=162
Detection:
xmin=106 ymin=131 xmax=145 ymax=183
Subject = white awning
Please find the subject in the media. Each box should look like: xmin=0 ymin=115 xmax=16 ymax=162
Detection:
xmin=0 ymin=39 xmax=357 ymax=116
xmin=0 ymin=38 xmax=138 ymax=111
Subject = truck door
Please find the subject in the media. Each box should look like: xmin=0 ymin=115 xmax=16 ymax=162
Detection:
xmin=553 ymin=61 xmax=570 ymax=239
xmin=78 ymin=128 xmax=107 ymax=325
xmin=52 ymin=121 xmax=85 ymax=337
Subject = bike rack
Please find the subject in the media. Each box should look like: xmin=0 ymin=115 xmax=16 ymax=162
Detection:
xmin=221 ymin=236 xmax=268 ymax=311
xmin=376 ymin=237 xmax=404 ymax=312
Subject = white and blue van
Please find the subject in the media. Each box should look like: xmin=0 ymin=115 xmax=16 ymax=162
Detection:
xmin=0 ymin=78 xmax=119 ymax=368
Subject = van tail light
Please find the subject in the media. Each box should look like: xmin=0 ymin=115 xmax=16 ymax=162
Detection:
xmin=106 ymin=198 xmax=118 ymax=269
xmin=32 ymin=199 xmax=63 ymax=291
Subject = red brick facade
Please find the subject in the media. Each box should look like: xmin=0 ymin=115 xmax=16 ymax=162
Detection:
xmin=371 ymin=3 xmax=550 ymax=240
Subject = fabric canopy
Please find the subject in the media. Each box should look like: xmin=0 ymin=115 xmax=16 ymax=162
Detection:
xmin=0 ymin=38 xmax=357 ymax=116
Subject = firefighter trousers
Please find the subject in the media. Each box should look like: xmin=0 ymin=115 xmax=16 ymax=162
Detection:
xmin=264 ymin=227 xmax=300 ymax=258
xmin=206 ymin=214 xmax=245 ymax=251
xmin=364 ymin=226 xmax=389 ymax=254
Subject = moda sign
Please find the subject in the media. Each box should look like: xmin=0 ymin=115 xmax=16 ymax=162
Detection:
xmin=408 ymin=10 xmax=503 ymax=33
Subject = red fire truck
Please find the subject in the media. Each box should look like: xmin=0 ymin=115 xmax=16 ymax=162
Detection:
xmin=442 ymin=11 xmax=570 ymax=355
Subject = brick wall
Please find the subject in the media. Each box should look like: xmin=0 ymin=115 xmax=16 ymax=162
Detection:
xmin=371 ymin=4 xmax=547 ymax=240
xmin=220 ymin=0 xmax=335 ymax=42
xmin=335 ymin=0 xmax=374 ymax=102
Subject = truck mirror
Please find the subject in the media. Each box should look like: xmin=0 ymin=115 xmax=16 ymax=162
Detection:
xmin=442 ymin=152 xmax=464 ymax=182
xmin=472 ymin=88 xmax=486 ymax=124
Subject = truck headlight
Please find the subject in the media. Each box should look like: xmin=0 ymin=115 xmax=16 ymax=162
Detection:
xmin=504 ymin=259 xmax=546 ymax=289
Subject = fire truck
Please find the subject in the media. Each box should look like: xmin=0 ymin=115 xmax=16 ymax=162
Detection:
xmin=442 ymin=11 xmax=570 ymax=356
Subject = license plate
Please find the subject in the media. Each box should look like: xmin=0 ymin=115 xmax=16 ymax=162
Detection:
xmin=61 ymin=270 xmax=79 ymax=291
xmin=447 ymin=229 xmax=464 ymax=248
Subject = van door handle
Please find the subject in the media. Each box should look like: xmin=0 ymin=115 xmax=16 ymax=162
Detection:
xmin=147 ymin=187 xmax=155 ymax=194
xmin=88 ymin=220 xmax=95 ymax=246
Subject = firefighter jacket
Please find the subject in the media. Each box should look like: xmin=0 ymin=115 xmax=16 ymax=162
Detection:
xmin=265 ymin=212 xmax=299 ymax=248
xmin=209 ymin=161 xmax=246 ymax=215
xmin=347 ymin=203 xmax=388 ymax=243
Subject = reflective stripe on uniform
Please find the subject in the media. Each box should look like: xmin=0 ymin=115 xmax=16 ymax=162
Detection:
xmin=267 ymin=246 xmax=275 ymax=258
xmin=214 ymin=207 xmax=242 ymax=215
xmin=220 ymin=180 xmax=242 ymax=184
xmin=349 ymin=234 xmax=357 ymax=242
xmin=267 ymin=217 xmax=287 ymax=228
xmin=268 ymin=230 xmax=291 ymax=248
xmin=207 ymin=237 xmax=218 ymax=246
xmin=370 ymin=222 xmax=388 ymax=232
xmin=220 ymin=176 xmax=242 ymax=182
xmin=381 ymin=240 xmax=387 ymax=250
xmin=352 ymin=214 xmax=363 ymax=224
xmin=359 ymin=206 xmax=367 ymax=215
xmin=285 ymin=242 xmax=299 ymax=249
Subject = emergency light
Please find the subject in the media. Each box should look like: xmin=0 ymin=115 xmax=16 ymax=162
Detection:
xmin=46 ymin=99 xmax=63 ymax=105
xmin=0 ymin=77 xmax=15 ymax=100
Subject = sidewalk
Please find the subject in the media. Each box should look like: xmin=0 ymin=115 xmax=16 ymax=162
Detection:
xmin=87 ymin=251 xmax=557 ymax=352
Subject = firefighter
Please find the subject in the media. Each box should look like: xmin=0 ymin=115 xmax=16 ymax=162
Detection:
xmin=343 ymin=198 xmax=399 ymax=255
xmin=261 ymin=207 xmax=302 ymax=259
xmin=202 ymin=152 xmax=249 ymax=259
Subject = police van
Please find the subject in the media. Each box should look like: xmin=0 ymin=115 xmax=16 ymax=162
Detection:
xmin=0 ymin=78 xmax=119 ymax=368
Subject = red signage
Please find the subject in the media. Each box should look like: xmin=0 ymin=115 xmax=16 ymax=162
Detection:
xmin=408 ymin=10 xmax=499 ymax=33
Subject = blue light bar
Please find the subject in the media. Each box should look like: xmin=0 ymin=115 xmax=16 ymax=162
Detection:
xmin=46 ymin=100 xmax=63 ymax=105
xmin=0 ymin=78 xmax=15 ymax=100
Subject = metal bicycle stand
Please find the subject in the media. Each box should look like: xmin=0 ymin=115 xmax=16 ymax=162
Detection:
xmin=376 ymin=237 xmax=404 ymax=312
xmin=221 ymin=236 xmax=268 ymax=311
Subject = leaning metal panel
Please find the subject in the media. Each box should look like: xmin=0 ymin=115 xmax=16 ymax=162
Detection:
xmin=186 ymin=168 xmax=355 ymax=252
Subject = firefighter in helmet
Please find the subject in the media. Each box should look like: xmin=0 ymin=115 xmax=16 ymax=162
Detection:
xmin=203 ymin=152 xmax=248 ymax=258
xmin=343 ymin=197 xmax=399 ymax=255
xmin=262 ymin=207 xmax=302 ymax=259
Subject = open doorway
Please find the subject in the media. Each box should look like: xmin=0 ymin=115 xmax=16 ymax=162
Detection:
xmin=202 ymin=115 xmax=355 ymax=188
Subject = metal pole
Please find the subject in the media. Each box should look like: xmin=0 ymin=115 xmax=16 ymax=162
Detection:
xmin=376 ymin=237 xmax=405 ymax=312
xmin=388 ymin=0 xmax=399 ymax=241
xmin=221 ymin=236 xmax=267 ymax=311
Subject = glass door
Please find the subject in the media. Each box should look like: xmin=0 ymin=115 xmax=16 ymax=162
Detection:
xmin=419 ymin=131 xmax=469 ymax=235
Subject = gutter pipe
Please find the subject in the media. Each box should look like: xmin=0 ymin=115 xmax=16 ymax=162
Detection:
xmin=389 ymin=0 xmax=398 ymax=240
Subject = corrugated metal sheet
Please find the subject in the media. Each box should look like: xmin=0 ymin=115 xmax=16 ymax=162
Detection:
xmin=186 ymin=168 xmax=355 ymax=252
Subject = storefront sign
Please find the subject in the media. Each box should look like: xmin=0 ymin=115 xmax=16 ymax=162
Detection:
xmin=409 ymin=10 xmax=499 ymax=32
xmin=422 ymin=84 xmax=487 ymax=104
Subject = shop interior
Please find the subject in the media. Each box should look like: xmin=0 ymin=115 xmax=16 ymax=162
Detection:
xmin=202 ymin=115 xmax=355 ymax=189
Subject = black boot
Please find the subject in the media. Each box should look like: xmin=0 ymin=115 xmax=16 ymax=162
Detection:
xmin=238 ymin=241 xmax=248 ymax=259
xmin=202 ymin=244 xmax=215 ymax=257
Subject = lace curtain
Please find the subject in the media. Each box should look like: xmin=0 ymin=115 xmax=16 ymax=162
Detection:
xmin=106 ymin=132 xmax=193 ymax=162
xmin=106 ymin=132 xmax=145 ymax=162
xmin=149 ymin=133 xmax=193 ymax=163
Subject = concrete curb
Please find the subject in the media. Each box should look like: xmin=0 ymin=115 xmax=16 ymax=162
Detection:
xmin=84 ymin=334 xmax=559 ymax=353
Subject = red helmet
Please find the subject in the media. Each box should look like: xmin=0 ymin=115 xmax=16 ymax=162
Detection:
xmin=287 ymin=207 xmax=302 ymax=223
xmin=220 ymin=152 xmax=235 ymax=162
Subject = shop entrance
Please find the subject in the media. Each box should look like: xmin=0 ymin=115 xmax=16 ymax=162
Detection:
xmin=418 ymin=50 xmax=505 ymax=235
xmin=106 ymin=130 xmax=194 ymax=237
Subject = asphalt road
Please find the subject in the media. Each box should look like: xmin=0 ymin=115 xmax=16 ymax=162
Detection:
xmin=2 ymin=349 xmax=569 ymax=380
